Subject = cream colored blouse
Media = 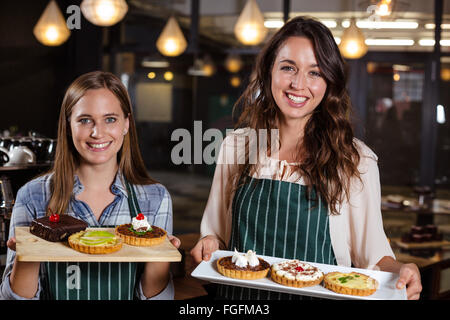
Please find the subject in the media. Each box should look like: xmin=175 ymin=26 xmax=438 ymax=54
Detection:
xmin=200 ymin=129 xmax=395 ymax=270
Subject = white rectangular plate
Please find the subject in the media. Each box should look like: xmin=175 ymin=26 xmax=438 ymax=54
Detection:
xmin=191 ymin=250 xmax=406 ymax=300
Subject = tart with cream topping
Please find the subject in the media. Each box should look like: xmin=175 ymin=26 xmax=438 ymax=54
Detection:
xmin=270 ymin=259 xmax=324 ymax=288
xmin=68 ymin=230 xmax=123 ymax=254
xmin=323 ymin=272 xmax=378 ymax=296
xmin=217 ymin=250 xmax=270 ymax=280
xmin=115 ymin=213 xmax=167 ymax=246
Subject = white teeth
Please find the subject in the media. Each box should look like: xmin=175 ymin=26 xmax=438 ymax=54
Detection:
xmin=287 ymin=94 xmax=307 ymax=103
xmin=88 ymin=142 xmax=110 ymax=149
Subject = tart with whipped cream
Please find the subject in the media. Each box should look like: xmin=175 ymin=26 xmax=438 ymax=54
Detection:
xmin=68 ymin=230 xmax=123 ymax=254
xmin=115 ymin=213 xmax=167 ymax=246
xmin=323 ymin=272 xmax=378 ymax=296
xmin=217 ymin=249 xmax=270 ymax=280
xmin=270 ymin=259 xmax=324 ymax=288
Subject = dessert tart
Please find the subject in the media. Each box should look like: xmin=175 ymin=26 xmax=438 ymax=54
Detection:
xmin=217 ymin=250 xmax=270 ymax=280
xmin=270 ymin=259 xmax=324 ymax=288
xmin=323 ymin=272 xmax=378 ymax=296
xmin=115 ymin=213 xmax=167 ymax=246
xmin=68 ymin=230 xmax=123 ymax=254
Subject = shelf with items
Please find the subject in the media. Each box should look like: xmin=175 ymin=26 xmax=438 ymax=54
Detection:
xmin=0 ymin=163 xmax=53 ymax=172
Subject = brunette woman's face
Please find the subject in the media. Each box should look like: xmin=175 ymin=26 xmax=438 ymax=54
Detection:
xmin=271 ymin=36 xmax=327 ymax=128
xmin=69 ymin=88 xmax=129 ymax=167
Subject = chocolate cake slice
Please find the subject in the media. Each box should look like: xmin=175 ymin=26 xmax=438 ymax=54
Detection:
xmin=30 ymin=215 xmax=88 ymax=242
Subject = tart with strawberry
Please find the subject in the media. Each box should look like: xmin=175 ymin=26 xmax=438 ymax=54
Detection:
xmin=115 ymin=213 xmax=167 ymax=246
xmin=270 ymin=259 xmax=324 ymax=288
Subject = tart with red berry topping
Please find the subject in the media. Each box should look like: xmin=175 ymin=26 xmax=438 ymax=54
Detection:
xmin=270 ymin=259 xmax=324 ymax=288
xmin=115 ymin=213 xmax=167 ymax=246
xmin=323 ymin=272 xmax=378 ymax=296
xmin=217 ymin=250 xmax=270 ymax=280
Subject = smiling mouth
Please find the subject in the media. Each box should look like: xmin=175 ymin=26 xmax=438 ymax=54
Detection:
xmin=286 ymin=93 xmax=308 ymax=104
xmin=86 ymin=142 xmax=112 ymax=150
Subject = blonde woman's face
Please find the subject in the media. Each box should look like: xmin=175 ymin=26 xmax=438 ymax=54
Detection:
xmin=69 ymin=88 xmax=129 ymax=167
xmin=271 ymin=36 xmax=327 ymax=128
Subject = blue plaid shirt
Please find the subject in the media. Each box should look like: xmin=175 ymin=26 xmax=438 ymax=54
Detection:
xmin=0 ymin=171 xmax=174 ymax=300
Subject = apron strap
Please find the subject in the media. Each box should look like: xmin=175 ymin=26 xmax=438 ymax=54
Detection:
xmin=125 ymin=181 xmax=141 ymax=218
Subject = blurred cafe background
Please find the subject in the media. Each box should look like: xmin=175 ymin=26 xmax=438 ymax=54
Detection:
xmin=0 ymin=0 xmax=450 ymax=300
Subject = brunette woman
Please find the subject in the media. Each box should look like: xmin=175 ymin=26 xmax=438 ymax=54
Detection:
xmin=0 ymin=71 xmax=180 ymax=300
xmin=191 ymin=16 xmax=422 ymax=300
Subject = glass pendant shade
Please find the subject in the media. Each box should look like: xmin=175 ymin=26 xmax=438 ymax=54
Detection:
xmin=156 ymin=16 xmax=187 ymax=57
xmin=234 ymin=0 xmax=268 ymax=46
xmin=339 ymin=18 xmax=368 ymax=59
xmin=225 ymin=54 xmax=243 ymax=73
xmin=376 ymin=0 xmax=393 ymax=16
xmin=202 ymin=56 xmax=216 ymax=77
xmin=33 ymin=0 xmax=71 ymax=46
xmin=80 ymin=0 xmax=128 ymax=27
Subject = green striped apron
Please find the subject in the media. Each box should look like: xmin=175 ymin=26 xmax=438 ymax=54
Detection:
xmin=218 ymin=177 xmax=337 ymax=300
xmin=42 ymin=182 xmax=143 ymax=300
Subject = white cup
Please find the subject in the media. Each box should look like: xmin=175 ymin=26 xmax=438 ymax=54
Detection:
xmin=5 ymin=146 xmax=36 ymax=166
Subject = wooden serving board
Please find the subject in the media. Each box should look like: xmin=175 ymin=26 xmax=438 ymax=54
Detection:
xmin=15 ymin=227 xmax=182 ymax=262
xmin=394 ymin=239 xmax=450 ymax=249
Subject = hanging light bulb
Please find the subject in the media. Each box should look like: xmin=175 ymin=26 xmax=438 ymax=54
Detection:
xmin=234 ymin=0 xmax=268 ymax=46
xmin=376 ymin=0 xmax=393 ymax=17
xmin=225 ymin=54 xmax=243 ymax=73
xmin=230 ymin=76 xmax=242 ymax=87
xmin=33 ymin=0 xmax=71 ymax=46
xmin=202 ymin=55 xmax=216 ymax=77
xmin=339 ymin=18 xmax=368 ymax=59
xmin=80 ymin=0 xmax=128 ymax=27
xmin=156 ymin=16 xmax=187 ymax=57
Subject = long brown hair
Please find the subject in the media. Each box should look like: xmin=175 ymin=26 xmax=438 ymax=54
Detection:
xmin=47 ymin=71 xmax=156 ymax=215
xmin=228 ymin=16 xmax=361 ymax=215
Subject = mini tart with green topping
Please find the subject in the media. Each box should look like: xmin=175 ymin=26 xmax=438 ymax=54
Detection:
xmin=115 ymin=224 xmax=167 ymax=246
xmin=323 ymin=272 xmax=378 ymax=296
xmin=68 ymin=230 xmax=123 ymax=254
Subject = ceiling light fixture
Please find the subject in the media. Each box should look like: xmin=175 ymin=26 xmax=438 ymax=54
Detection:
xmin=33 ymin=0 xmax=71 ymax=46
xmin=365 ymin=38 xmax=414 ymax=46
xmin=339 ymin=18 xmax=368 ymax=59
xmin=264 ymin=19 xmax=284 ymax=29
xmin=376 ymin=0 xmax=393 ymax=17
xmin=156 ymin=16 xmax=187 ymax=57
xmin=234 ymin=0 xmax=268 ymax=46
xmin=320 ymin=20 xmax=337 ymax=28
xmin=341 ymin=20 xmax=418 ymax=29
xmin=224 ymin=54 xmax=244 ymax=73
xmin=80 ymin=0 xmax=128 ymax=27
xmin=425 ymin=23 xmax=450 ymax=29
xmin=419 ymin=39 xmax=450 ymax=46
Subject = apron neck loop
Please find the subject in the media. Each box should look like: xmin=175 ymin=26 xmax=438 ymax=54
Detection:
xmin=125 ymin=180 xmax=141 ymax=218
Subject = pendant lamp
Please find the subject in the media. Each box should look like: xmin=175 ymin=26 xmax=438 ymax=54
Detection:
xmin=80 ymin=0 xmax=128 ymax=27
xmin=33 ymin=0 xmax=71 ymax=46
xmin=234 ymin=0 xmax=268 ymax=46
xmin=156 ymin=16 xmax=187 ymax=57
xmin=376 ymin=0 xmax=393 ymax=17
xmin=202 ymin=55 xmax=216 ymax=77
xmin=224 ymin=54 xmax=243 ymax=73
xmin=339 ymin=18 xmax=368 ymax=59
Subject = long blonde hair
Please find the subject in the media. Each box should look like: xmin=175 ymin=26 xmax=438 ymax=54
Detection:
xmin=47 ymin=71 xmax=156 ymax=215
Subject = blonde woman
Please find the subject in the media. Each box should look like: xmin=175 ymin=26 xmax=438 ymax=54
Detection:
xmin=1 ymin=71 xmax=180 ymax=300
